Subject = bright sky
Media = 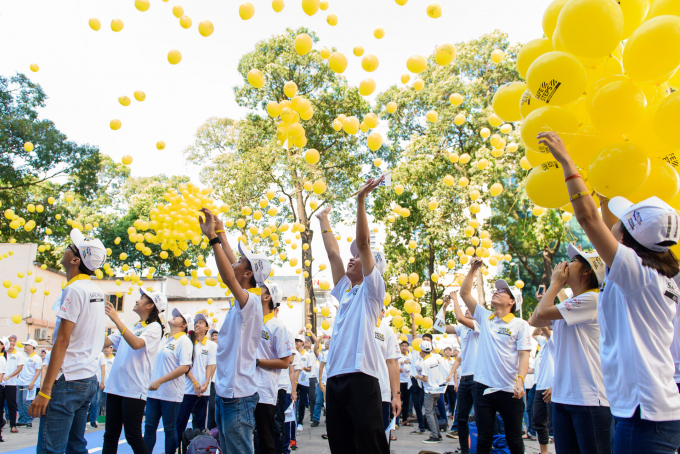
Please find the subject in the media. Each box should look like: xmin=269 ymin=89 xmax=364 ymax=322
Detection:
xmin=0 ymin=0 xmax=545 ymax=284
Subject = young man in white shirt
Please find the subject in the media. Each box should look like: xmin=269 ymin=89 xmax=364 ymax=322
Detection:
xmin=413 ymin=340 xmax=446 ymax=444
xmin=199 ymin=209 xmax=269 ymax=454
xmin=16 ymin=339 xmax=42 ymax=428
xmin=460 ymin=258 xmax=531 ymax=454
xmin=101 ymin=345 xmax=114 ymax=417
xmin=316 ymin=177 xmax=397 ymax=454
xmin=302 ymin=336 xmax=319 ymax=428
xmin=397 ymin=340 xmax=412 ymax=429
xmin=295 ymin=332 xmax=311 ymax=432
xmin=274 ymin=318 xmax=297 ymax=454
xmin=30 ymin=228 xmax=107 ymax=454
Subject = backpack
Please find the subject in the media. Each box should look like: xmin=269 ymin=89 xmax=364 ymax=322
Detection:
xmin=186 ymin=434 xmax=219 ymax=454
xmin=181 ymin=429 xmax=216 ymax=454
xmin=491 ymin=434 xmax=511 ymax=454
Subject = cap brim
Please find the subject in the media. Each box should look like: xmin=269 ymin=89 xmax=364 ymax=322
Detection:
xmin=172 ymin=308 xmax=182 ymax=318
xmin=70 ymin=228 xmax=85 ymax=248
xmin=495 ymin=279 xmax=511 ymax=294
xmin=609 ymin=196 xmax=634 ymax=221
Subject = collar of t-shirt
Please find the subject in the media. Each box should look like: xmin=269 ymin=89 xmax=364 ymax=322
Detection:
xmin=172 ymin=332 xmax=185 ymax=340
xmin=65 ymin=274 xmax=91 ymax=288
xmin=195 ymin=336 xmax=207 ymax=345
xmin=135 ymin=321 xmax=149 ymax=328
xmin=423 ymin=354 xmax=432 ymax=361
xmin=263 ymin=312 xmax=275 ymax=324
xmin=106 ymin=354 xmax=114 ymax=358
xmin=29 ymin=352 xmax=37 ymax=358
xmin=488 ymin=313 xmax=515 ymax=323
xmin=230 ymin=287 xmax=262 ymax=306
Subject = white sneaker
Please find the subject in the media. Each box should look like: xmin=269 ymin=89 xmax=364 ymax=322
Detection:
xmin=297 ymin=424 xmax=303 ymax=432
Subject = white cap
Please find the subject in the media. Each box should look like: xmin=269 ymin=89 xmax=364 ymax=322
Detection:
xmin=140 ymin=288 xmax=168 ymax=315
xmin=609 ymin=196 xmax=680 ymax=252
xmin=295 ymin=335 xmax=304 ymax=342
xmin=420 ymin=340 xmax=433 ymax=352
xmin=172 ymin=308 xmax=194 ymax=331
xmin=262 ymin=281 xmax=284 ymax=307
xmin=24 ymin=339 xmax=38 ymax=348
xmin=495 ymin=279 xmax=523 ymax=312
xmin=0 ymin=337 xmax=9 ymax=351
xmin=567 ymin=244 xmax=606 ymax=285
xmin=238 ymin=242 xmax=272 ymax=286
xmin=70 ymin=228 xmax=107 ymax=271
xmin=350 ymin=240 xmax=387 ymax=275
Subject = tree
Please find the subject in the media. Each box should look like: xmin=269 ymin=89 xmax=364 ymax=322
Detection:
xmin=185 ymin=28 xmax=393 ymax=329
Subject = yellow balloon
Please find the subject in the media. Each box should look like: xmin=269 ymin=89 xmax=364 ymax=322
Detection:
xmin=554 ymin=0 xmax=624 ymax=59
xmin=526 ymin=51 xmax=587 ymax=106
xmin=119 ymin=96 xmax=131 ymax=106
xmin=326 ymin=13 xmax=338 ymax=26
xmin=272 ymin=0 xmax=285 ymax=12
xmin=519 ymin=89 xmax=547 ymax=119
xmin=589 ymin=80 xmax=647 ymax=137
xmin=367 ymin=132 xmax=383 ymax=151
xmin=304 ymin=149 xmax=320 ymax=164
xmin=322 ymin=320 xmax=330 ymax=330
xmin=110 ymin=119 xmax=122 ymax=130
xmin=589 ymin=142 xmax=650 ymax=197
xmin=426 ymin=2 xmax=442 ymax=18
xmin=623 ymin=16 xmax=680 ymax=82
xmin=654 ymin=91 xmax=680 ymax=150
xmin=542 ymin=0 xmax=569 ymax=40
xmin=374 ymin=27 xmax=385 ymax=39
xmin=492 ymin=81 xmax=527 ymax=122
xmin=172 ymin=5 xmax=184 ymax=17
xmin=490 ymin=183 xmax=503 ymax=196
xmin=111 ymin=19 xmax=124 ymax=32
xmin=362 ymin=54 xmax=379 ymax=72
xmin=628 ymin=160 xmax=680 ymax=203
xmin=167 ymin=50 xmax=182 ymax=65
xmin=436 ymin=43 xmax=456 ymax=66
xmin=567 ymin=124 xmax=609 ymax=168
xmin=295 ymin=33 xmax=313 ymax=55
xmin=122 ymin=155 xmax=133 ymax=166
xmin=328 ymin=52 xmax=347 ymax=73
xmin=283 ymin=81 xmax=298 ymax=97
xmin=526 ymin=161 xmax=571 ymax=208
xmin=179 ymin=15 xmax=192 ymax=29
xmin=239 ymin=2 xmax=255 ymax=20
xmin=520 ymin=106 xmax=579 ymax=156
xmin=12 ymin=314 xmax=21 ymax=323
xmin=89 ymin=18 xmax=101 ymax=31
xmin=647 ymin=0 xmax=680 ymax=20
xmin=198 ymin=20 xmax=214 ymax=37
xmin=302 ymin=0 xmax=319 ymax=16
xmin=618 ymin=0 xmax=650 ymax=40
xmin=313 ymin=180 xmax=326 ymax=194
xmin=359 ymin=78 xmax=376 ymax=96
xmin=248 ymin=69 xmax=265 ymax=88
xmin=517 ymin=38 xmax=553 ymax=80
xmin=407 ymin=55 xmax=428 ymax=73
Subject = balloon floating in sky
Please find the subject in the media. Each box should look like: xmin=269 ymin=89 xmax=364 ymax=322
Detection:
xmin=168 ymin=50 xmax=182 ymax=65
xmin=30 ymin=64 xmax=39 ymax=72
xmin=89 ymin=18 xmax=101 ymax=31
xmin=111 ymin=19 xmax=124 ymax=32
xmin=239 ymin=2 xmax=255 ymax=20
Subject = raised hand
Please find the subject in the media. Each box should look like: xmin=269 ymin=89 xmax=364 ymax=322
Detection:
xmin=316 ymin=204 xmax=332 ymax=220
xmin=536 ymin=132 xmax=570 ymax=164
xmin=198 ymin=208 xmax=217 ymax=238
xmin=551 ymin=261 xmax=569 ymax=288
xmin=356 ymin=176 xmax=385 ymax=200
xmin=470 ymin=257 xmax=484 ymax=270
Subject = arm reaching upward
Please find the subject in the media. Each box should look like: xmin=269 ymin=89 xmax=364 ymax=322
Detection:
xmin=460 ymin=258 xmax=484 ymax=316
xmin=215 ymin=216 xmax=238 ymax=265
xmin=450 ymin=291 xmax=474 ymax=329
xmin=355 ymin=177 xmax=385 ymax=276
xmin=316 ymin=205 xmax=346 ymax=286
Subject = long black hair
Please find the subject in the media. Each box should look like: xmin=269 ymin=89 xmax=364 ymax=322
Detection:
xmin=572 ymin=255 xmax=600 ymax=291
xmin=620 ymin=225 xmax=679 ymax=278
xmin=145 ymin=301 xmax=166 ymax=338
xmin=188 ymin=318 xmax=209 ymax=365
xmin=0 ymin=343 xmax=6 ymax=360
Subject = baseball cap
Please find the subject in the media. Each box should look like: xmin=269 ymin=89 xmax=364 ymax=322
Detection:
xmin=295 ymin=335 xmax=304 ymax=342
xmin=568 ymin=244 xmax=606 ymax=285
xmin=172 ymin=308 xmax=194 ymax=331
xmin=194 ymin=313 xmax=209 ymax=326
xmin=420 ymin=340 xmax=433 ymax=352
xmin=262 ymin=281 xmax=284 ymax=307
xmin=238 ymin=242 xmax=272 ymax=286
xmin=140 ymin=288 xmax=168 ymax=315
xmin=24 ymin=339 xmax=38 ymax=348
xmin=8 ymin=334 xmax=17 ymax=340
xmin=609 ymin=196 xmax=680 ymax=252
xmin=0 ymin=337 xmax=9 ymax=351
xmin=349 ymin=240 xmax=387 ymax=275
xmin=209 ymin=329 xmax=218 ymax=337
xmin=495 ymin=279 xmax=523 ymax=312
xmin=70 ymin=228 xmax=107 ymax=271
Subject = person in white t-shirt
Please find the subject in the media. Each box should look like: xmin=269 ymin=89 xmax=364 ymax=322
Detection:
xmin=102 ymin=288 xmax=166 ymax=454
xmin=460 ymin=258 xmax=531 ymax=454
xmin=17 ymin=339 xmax=42 ymax=427
xmin=199 ymin=209 xmax=270 ymax=454
xmin=529 ymin=327 xmax=554 ymax=454
xmin=100 ymin=345 xmax=114 ymax=416
xmin=30 ymin=229 xmax=107 ymax=454
xmin=374 ymin=308 xmax=401 ymax=441
xmin=254 ymin=282 xmax=293 ymax=454
xmin=0 ymin=337 xmax=9 ymax=442
xmin=530 ymin=244 xmax=611 ymax=453
xmin=413 ymin=340 xmax=446 ymax=444
xmin=316 ymin=177 xmax=396 ymax=454
xmin=396 ymin=340 xmax=412 ymax=429
xmin=274 ymin=316 xmax=297 ymax=453
xmin=176 ymin=312 xmax=217 ymax=436
xmin=302 ymin=335 xmax=320 ymax=428
xmin=3 ymin=334 xmax=24 ymax=434
xmin=144 ymin=309 xmax=193 ymax=454
xmin=87 ymin=350 xmax=107 ymax=428
xmin=207 ymin=328 xmax=219 ymax=432
xmin=295 ymin=331 xmax=312 ymax=431
xmin=539 ymin=132 xmax=680 ymax=453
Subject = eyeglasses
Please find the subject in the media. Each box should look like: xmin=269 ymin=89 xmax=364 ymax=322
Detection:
xmin=68 ymin=244 xmax=80 ymax=258
xmin=493 ymin=288 xmax=511 ymax=296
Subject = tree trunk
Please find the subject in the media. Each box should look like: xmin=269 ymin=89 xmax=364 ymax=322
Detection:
xmin=541 ymin=238 xmax=561 ymax=288
xmin=429 ymin=241 xmax=437 ymax=317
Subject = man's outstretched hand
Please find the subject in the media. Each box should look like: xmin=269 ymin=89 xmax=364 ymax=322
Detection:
xmin=356 ymin=176 xmax=385 ymax=200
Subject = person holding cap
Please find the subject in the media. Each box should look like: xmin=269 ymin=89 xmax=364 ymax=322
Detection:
xmin=101 ymin=288 xmax=166 ymax=454
xmin=413 ymin=340 xmax=446 ymax=444
xmin=199 ymin=208 xmax=270 ymax=454
xmin=3 ymin=335 xmax=23 ymax=434
xmin=176 ymin=311 xmax=216 ymax=436
xmin=539 ymin=132 xmax=680 ymax=453
xmin=254 ymin=281 xmax=293 ymax=454
xmin=31 ymin=228 xmax=107 ymax=454
xmin=144 ymin=309 xmax=193 ymax=454
xmin=530 ymin=244 xmax=611 ymax=453
xmin=16 ymin=339 xmax=42 ymax=428
xmin=315 ymin=176 xmax=396 ymax=454
xmin=460 ymin=257 xmax=531 ymax=454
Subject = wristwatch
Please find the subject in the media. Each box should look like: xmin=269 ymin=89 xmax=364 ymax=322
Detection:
xmin=209 ymin=236 xmax=222 ymax=246
xmin=256 ymin=359 xmax=260 ymax=367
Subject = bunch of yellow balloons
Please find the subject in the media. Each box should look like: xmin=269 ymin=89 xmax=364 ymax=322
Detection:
xmin=496 ymin=0 xmax=680 ymax=211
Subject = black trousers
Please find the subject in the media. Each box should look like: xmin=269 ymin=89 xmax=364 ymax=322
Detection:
xmin=410 ymin=378 xmax=425 ymax=430
xmin=473 ymin=382 xmax=525 ymax=454
xmin=207 ymin=382 xmax=217 ymax=430
xmin=274 ymin=389 xmax=288 ymax=454
xmin=254 ymin=402 xmax=276 ymax=454
xmin=102 ymin=393 xmax=148 ymax=454
xmin=456 ymin=377 xmax=476 ymax=454
xmin=326 ymin=373 xmax=390 ymax=454
xmin=1 ymin=385 xmax=18 ymax=427
xmin=308 ymin=378 xmax=317 ymax=422
xmin=445 ymin=384 xmax=457 ymax=416
xmin=296 ymin=384 xmax=309 ymax=424
xmin=532 ymin=389 xmax=553 ymax=446
xmin=399 ymin=382 xmax=410 ymax=423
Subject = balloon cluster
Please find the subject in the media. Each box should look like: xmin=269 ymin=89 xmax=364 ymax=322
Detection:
xmin=492 ymin=0 xmax=680 ymax=210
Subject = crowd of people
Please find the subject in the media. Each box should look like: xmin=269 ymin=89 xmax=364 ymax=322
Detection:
xmin=1 ymin=131 xmax=680 ymax=454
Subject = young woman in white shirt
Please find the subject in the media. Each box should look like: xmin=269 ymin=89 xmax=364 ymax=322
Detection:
xmin=0 ymin=337 xmax=8 ymax=442
xmin=102 ymin=289 xmax=166 ymax=454
xmin=539 ymin=132 xmax=680 ymax=454
xmin=531 ymin=245 xmax=610 ymax=453
xmin=143 ymin=309 xmax=193 ymax=454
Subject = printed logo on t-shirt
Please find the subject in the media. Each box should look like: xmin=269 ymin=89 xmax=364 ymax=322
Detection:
xmin=201 ymin=349 xmax=209 ymax=355
xmin=665 ymin=279 xmax=680 ymax=304
xmin=496 ymin=327 xmax=512 ymax=336
xmin=135 ymin=330 xmax=143 ymax=336
xmin=60 ymin=297 xmax=70 ymax=312
xmin=166 ymin=343 xmax=176 ymax=351
xmin=375 ymin=332 xmax=385 ymax=342
xmin=262 ymin=329 xmax=270 ymax=341
xmin=89 ymin=292 xmax=104 ymax=303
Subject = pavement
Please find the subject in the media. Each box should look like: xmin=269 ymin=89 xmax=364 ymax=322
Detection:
xmin=1 ymin=413 xmax=555 ymax=454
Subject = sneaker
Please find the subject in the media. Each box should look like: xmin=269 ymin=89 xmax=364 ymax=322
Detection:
xmin=321 ymin=433 xmax=328 ymax=439
xmin=310 ymin=421 xmax=319 ymax=427
xmin=410 ymin=429 xmax=427 ymax=435
xmin=297 ymin=424 xmax=303 ymax=432
xmin=290 ymin=440 xmax=298 ymax=451
xmin=423 ymin=435 xmax=441 ymax=444
xmin=90 ymin=422 xmax=98 ymax=428
xmin=446 ymin=430 xmax=459 ymax=439
xmin=26 ymin=424 xmax=32 ymax=429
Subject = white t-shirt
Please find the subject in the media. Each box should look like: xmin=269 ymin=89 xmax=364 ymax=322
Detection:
xmin=398 ymin=353 xmax=411 ymax=384
xmin=106 ymin=321 xmax=163 ymax=401
xmin=103 ymin=354 xmax=115 ymax=387
xmin=277 ymin=327 xmax=296 ymax=392
xmin=421 ymin=354 xmax=446 ymax=394
xmin=43 ymin=350 xmax=51 ymax=367
xmin=409 ymin=348 xmax=421 ymax=381
xmin=54 ymin=279 xmax=106 ymax=381
xmin=148 ymin=334 xmax=193 ymax=402
xmin=0 ymin=356 xmax=6 ymax=378
xmin=5 ymin=350 xmax=25 ymax=386
xmin=298 ymin=349 xmax=311 ymax=386
xmin=599 ymin=245 xmax=680 ymax=420
xmin=439 ymin=357 xmax=456 ymax=385
xmin=553 ymin=290 xmax=609 ymax=406
xmin=535 ymin=336 xmax=554 ymax=391
xmin=184 ymin=338 xmax=217 ymax=395
xmin=95 ymin=352 xmax=106 ymax=383
xmin=215 ymin=292 xmax=263 ymax=399
xmin=326 ymin=267 xmax=385 ymax=380
xmin=256 ymin=315 xmax=293 ymax=405
xmin=671 ymin=274 xmax=680 ymax=383
xmin=18 ymin=352 xmax=42 ymax=387
xmin=308 ymin=350 xmax=319 ymax=379
xmin=455 ymin=323 xmax=480 ymax=377
xmin=473 ymin=305 xmax=532 ymax=389
xmin=374 ymin=321 xmax=401 ymax=402
xmin=319 ymin=349 xmax=329 ymax=385
xmin=524 ymin=356 xmax=536 ymax=390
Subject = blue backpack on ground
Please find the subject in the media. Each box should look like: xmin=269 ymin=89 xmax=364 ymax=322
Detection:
xmin=491 ymin=434 xmax=511 ymax=454
xmin=186 ymin=434 xmax=219 ymax=454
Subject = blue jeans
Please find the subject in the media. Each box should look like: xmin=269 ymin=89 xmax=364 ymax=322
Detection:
xmin=312 ymin=381 xmax=324 ymax=422
xmin=37 ymin=375 xmax=98 ymax=454
xmin=177 ymin=394 xmax=209 ymax=436
xmin=525 ymin=385 xmax=536 ymax=436
xmin=410 ymin=378 xmax=425 ymax=430
xmin=437 ymin=393 xmax=448 ymax=430
xmin=613 ymin=406 xmax=680 ymax=454
xmin=88 ymin=383 xmax=100 ymax=423
xmin=215 ymin=393 xmax=259 ymax=454
xmin=144 ymin=397 xmax=181 ymax=454
xmin=552 ymin=402 xmax=611 ymax=454
xmin=17 ymin=386 xmax=32 ymax=424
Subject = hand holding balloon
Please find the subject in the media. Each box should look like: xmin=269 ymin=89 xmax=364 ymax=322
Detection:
xmin=536 ymin=132 xmax=571 ymax=166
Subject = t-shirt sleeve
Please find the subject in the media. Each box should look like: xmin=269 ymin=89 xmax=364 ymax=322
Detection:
xmin=17 ymin=353 xmax=26 ymax=366
xmin=34 ymin=356 xmax=43 ymax=369
xmin=421 ymin=360 xmax=430 ymax=378
xmin=556 ymin=291 xmax=599 ymax=326
xmin=473 ymin=304 xmax=492 ymax=324
xmin=179 ymin=337 xmax=193 ymax=366
xmin=56 ymin=287 xmax=85 ymax=324
xmin=516 ymin=320 xmax=532 ymax=351
xmin=277 ymin=326 xmax=293 ymax=359
xmin=472 ymin=320 xmax=481 ymax=333
xmin=236 ymin=292 xmax=261 ymax=321
xmin=331 ymin=275 xmax=351 ymax=301
xmin=208 ymin=342 xmax=217 ymax=366
xmin=608 ymin=244 xmax=655 ymax=295
xmin=386 ymin=330 xmax=400 ymax=360
xmin=0 ymin=358 xmax=6 ymax=375
xmin=99 ymin=353 xmax=106 ymax=366
xmin=363 ymin=266 xmax=386 ymax=308
xmin=108 ymin=331 xmax=122 ymax=350
xmin=455 ymin=325 xmax=462 ymax=337
xmin=139 ymin=323 xmax=162 ymax=347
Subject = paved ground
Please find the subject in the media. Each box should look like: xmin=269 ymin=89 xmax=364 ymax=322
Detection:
xmin=1 ymin=413 xmax=554 ymax=454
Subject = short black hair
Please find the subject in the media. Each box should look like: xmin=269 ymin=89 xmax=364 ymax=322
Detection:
xmin=400 ymin=340 xmax=409 ymax=346
xmin=242 ymin=257 xmax=258 ymax=289
xmin=70 ymin=245 xmax=94 ymax=276
xmin=422 ymin=333 xmax=433 ymax=341
xmin=573 ymin=255 xmax=600 ymax=290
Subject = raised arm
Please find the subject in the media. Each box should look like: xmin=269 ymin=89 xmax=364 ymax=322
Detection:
xmin=537 ymin=132 xmax=619 ymax=267
xmin=199 ymin=208 xmax=250 ymax=308
xmin=460 ymin=257 xmax=484 ymax=316
xmin=316 ymin=205 xmax=346 ymax=286
xmin=534 ymin=263 xmax=568 ymax=322
xmin=215 ymin=217 xmax=238 ymax=265
xmin=451 ymin=292 xmax=474 ymax=330
xmin=355 ymin=177 xmax=385 ymax=276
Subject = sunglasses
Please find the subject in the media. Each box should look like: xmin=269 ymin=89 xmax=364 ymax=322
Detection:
xmin=68 ymin=244 xmax=81 ymax=258
xmin=493 ymin=288 xmax=511 ymax=296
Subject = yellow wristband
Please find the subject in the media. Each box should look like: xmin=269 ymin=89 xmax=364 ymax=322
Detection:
xmin=193 ymin=381 xmax=199 ymax=386
xmin=121 ymin=327 xmax=127 ymax=335
xmin=569 ymin=191 xmax=591 ymax=202
xmin=321 ymin=229 xmax=333 ymax=234
xmin=516 ymin=375 xmax=525 ymax=383
xmin=38 ymin=391 xmax=51 ymax=400
xmin=215 ymin=230 xmax=224 ymax=233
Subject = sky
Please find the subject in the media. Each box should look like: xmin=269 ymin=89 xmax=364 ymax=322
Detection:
xmin=0 ymin=0 xmax=546 ymax=285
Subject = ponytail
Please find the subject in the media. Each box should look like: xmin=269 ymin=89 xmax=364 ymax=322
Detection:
xmin=147 ymin=306 xmax=166 ymax=338
xmin=188 ymin=330 xmax=197 ymax=365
